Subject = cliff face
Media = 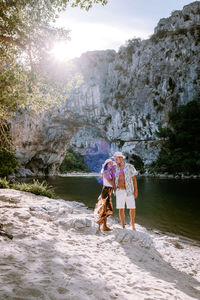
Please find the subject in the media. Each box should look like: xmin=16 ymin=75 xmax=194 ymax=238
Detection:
xmin=11 ymin=1 xmax=200 ymax=176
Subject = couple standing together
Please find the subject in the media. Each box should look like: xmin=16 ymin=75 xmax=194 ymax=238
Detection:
xmin=95 ymin=152 xmax=138 ymax=231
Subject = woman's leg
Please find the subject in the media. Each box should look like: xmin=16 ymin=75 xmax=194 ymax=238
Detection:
xmin=102 ymin=217 xmax=112 ymax=231
xmin=96 ymin=216 xmax=105 ymax=231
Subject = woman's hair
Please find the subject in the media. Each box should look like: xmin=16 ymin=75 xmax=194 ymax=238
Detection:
xmin=100 ymin=162 xmax=108 ymax=174
xmin=101 ymin=186 xmax=112 ymax=200
xmin=103 ymin=163 xmax=108 ymax=171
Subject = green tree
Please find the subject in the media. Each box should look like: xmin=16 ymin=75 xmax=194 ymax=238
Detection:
xmin=0 ymin=148 xmax=18 ymax=176
xmin=118 ymin=38 xmax=141 ymax=63
xmin=60 ymin=148 xmax=90 ymax=172
xmin=150 ymin=100 xmax=200 ymax=175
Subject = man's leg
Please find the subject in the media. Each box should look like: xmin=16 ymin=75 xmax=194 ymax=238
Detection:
xmin=119 ymin=208 xmax=125 ymax=228
xmin=130 ymin=209 xmax=136 ymax=230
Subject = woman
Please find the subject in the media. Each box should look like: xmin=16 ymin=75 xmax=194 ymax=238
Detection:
xmin=101 ymin=158 xmax=116 ymax=188
xmin=94 ymin=159 xmax=116 ymax=231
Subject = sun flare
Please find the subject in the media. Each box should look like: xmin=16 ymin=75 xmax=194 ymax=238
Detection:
xmin=51 ymin=42 xmax=75 ymax=61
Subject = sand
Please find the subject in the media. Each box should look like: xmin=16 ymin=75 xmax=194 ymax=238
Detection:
xmin=0 ymin=189 xmax=199 ymax=300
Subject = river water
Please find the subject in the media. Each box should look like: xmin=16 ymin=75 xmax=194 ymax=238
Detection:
xmin=44 ymin=176 xmax=200 ymax=243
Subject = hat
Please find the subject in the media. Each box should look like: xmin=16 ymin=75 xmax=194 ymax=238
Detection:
xmin=101 ymin=158 xmax=116 ymax=174
xmin=112 ymin=151 xmax=125 ymax=159
xmin=102 ymin=158 xmax=116 ymax=169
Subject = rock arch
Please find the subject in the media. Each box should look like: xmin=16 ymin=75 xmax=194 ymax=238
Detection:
xmin=11 ymin=99 xmax=109 ymax=177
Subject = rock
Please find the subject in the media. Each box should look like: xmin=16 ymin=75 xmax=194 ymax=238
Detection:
xmin=114 ymin=229 xmax=153 ymax=248
xmin=17 ymin=212 xmax=31 ymax=220
xmin=59 ymin=217 xmax=92 ymax=230
xmin=0 ymin=195 xmax=21 ymax=204
xmin=15 ymin=167 xmax=35 ymax=178
xmin=173 ymin=241 xmax=184 ymax=249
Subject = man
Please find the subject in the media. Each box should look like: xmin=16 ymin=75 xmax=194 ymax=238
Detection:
xmin=113 ymin=152 xmax=138 ymax=230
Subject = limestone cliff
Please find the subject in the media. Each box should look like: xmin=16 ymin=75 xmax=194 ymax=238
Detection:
xmin=11 ymin=1 xmax=200 ymax=176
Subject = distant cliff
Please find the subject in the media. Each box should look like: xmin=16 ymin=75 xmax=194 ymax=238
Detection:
xmin=11 ymin=1 xmax=200 ymax=176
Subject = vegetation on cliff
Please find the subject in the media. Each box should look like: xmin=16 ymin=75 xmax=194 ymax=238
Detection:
xmin=150 ymin=25 xmax=200 ymax=44
xmin=149 ymin=100 xmax=200 ymax=175
xmin=59 ymin=149 xmax=90 ymax=173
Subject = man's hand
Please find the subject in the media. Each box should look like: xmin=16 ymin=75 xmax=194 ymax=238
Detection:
xmin=134 ymin=190 xmax=138 ymax=199
xmin=132 ymin=176 xmax=138 ymax=199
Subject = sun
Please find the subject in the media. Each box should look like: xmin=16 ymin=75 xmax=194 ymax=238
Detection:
xmin=50 ymin=41 xmax=76 ymax=61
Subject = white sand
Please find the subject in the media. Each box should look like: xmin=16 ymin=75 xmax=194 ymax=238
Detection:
xmin=0 ymin=189 xmax=199 ymax=300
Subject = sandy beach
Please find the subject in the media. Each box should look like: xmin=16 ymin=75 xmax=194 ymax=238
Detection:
xmin=0 ymin=189 xmax=200 ymax=300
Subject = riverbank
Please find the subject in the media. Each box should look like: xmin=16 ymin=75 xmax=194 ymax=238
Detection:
xmin=58 ymin=171 xmax=200 ymax=180
xmin=58 ymin=172 xmax=100 ymax=177
xmin=9 ymin=167 xmax=200 ymax=179
xmin=0 ymin=189 xmax=200 ymax=300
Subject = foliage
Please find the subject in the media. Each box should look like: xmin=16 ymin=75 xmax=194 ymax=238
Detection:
xmin=150 ymin=100 xmax=200 ymax=175
xmin=150 ymin=25 xmax=200 ymax=43
xmin=0 ymin=177 xmax=10 ymax=188
xmin=0 ymin=1 xmax=70 ymax=118
xmin=118 ymin=38 xmax=141 ymax=63
xmin=0 ymin=148 xmax=18 ymax=177
xmin=126 ymin=153 xmax=145 ymax=174
xmin=11 ymin=179 xmax=56 ymax=198
xmin=60 ymin=148 xmax=90 ymax=173
xmin=0 ymin=178 xmax=56 ymax=198
xmin=155 ymin=125 xmax=172 ymax=139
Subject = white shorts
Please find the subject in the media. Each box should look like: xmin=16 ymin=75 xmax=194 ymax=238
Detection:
xmin=116 ymin=189 xmax=135 ymax=209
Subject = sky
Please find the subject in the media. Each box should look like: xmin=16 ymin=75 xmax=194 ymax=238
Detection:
xmin=52 ymin=0 xmax=195 ymax=61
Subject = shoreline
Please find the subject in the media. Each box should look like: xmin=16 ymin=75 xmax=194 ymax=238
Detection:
xmin=57 ymin=172 xmax=200 ymax=179
xmin=58 ymin=172 xmax=101 ymax=177
xmin=10 ymin=167 xmax=200 ymax=179
xmin=0 ymin=188 xmax=199 ymax=299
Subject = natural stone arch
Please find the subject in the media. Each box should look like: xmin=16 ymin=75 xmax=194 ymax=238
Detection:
xmin=11 ymin=102 xmax=110 ymax=177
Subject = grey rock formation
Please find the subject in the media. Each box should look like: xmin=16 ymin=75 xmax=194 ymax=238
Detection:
xmin=11 ymin=1 xmax=200 ymax=176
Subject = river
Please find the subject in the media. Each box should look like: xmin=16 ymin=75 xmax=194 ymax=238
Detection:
xmin=43 ymin=176 xmax=200 ymax=243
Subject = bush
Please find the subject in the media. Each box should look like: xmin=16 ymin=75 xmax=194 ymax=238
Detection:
xmin=0 ymin=149 xmax=18 ymax=177
xmin=126 ymin=153 xmax=145 ymax=174
xmin=118 ymin=38 xmax=141 ymax=63
xmin=0 ymin=177 xmax=10 ymax=188
xmin=149 ymin=100 xmax=200 ymax=175
xmin=60 ymin=148 xmax=90 ymax=173
xmin=0 ymin=178 xmax=56 ymax=198
xmin=11 ymin=180 xmax=56 ymax=198
xmin=150 ymin=25 xmax=200 ymax=43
